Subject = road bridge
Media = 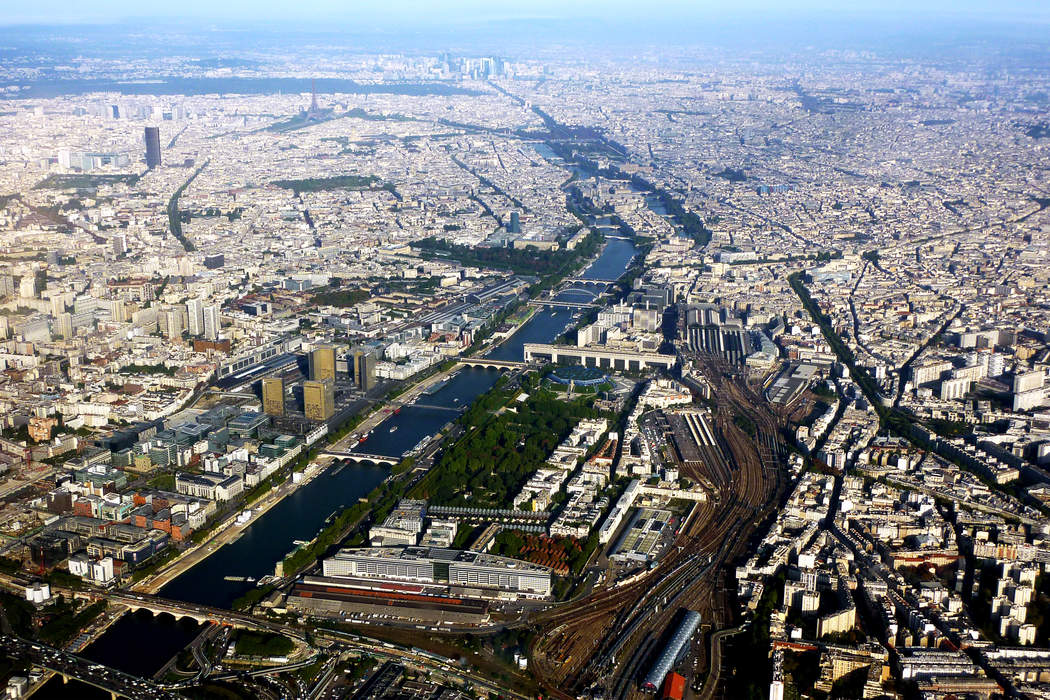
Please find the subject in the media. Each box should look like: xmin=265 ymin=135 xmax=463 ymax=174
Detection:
xmin=529 ymin=299 xmax=601 ymax=310
xmin=563 ymin=277 xmax=617 ymax=285
xmin=76 ymin=591 xmax=309 ymax=645
xmin=2 ymin=635 xmax=180 ymax=700
xmin=317 ymin=452 xmax=400 ymax=466
xmin=455 ymin=359 xmax=525 ymax=370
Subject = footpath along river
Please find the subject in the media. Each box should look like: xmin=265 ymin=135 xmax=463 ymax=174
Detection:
xmin=50 ymin=236 xmax=639 ymax=693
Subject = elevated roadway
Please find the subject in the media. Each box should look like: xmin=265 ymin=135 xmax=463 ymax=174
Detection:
xmin=3 ymin=635 xmax=180 ymax=700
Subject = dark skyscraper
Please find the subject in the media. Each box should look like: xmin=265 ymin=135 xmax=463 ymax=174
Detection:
xmin=354 ymin=351 xmax=376 ymax=392
xmin=144 ymin=126 xmax=161 ymax=169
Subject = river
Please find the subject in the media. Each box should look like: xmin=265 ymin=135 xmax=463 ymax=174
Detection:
xmin=158 ymin=460 xmax=388 ymax=608
xmin=82 ymin=233 xmax=639 ymax=680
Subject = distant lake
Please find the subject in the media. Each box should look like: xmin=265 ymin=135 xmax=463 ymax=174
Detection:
xmin=4 ymin=77 xmax=480 ymax=99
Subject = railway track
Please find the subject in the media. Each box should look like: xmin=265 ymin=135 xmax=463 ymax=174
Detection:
xmin=529 ymin=349 xmax=788 ymax=699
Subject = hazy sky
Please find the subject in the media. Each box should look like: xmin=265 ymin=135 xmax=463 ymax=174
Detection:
xmin=5 ymin=0 xmax=1050 ymax=26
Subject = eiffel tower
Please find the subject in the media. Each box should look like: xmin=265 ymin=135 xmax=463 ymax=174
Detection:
xmin=307 ymin=78 xmax=322 ymax=120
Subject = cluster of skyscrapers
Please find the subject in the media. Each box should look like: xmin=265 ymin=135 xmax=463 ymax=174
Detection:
xmin=260 ymin=346 xmax=375 ymax=422
xmin=186 ymin=298 xmax=221 ymax=341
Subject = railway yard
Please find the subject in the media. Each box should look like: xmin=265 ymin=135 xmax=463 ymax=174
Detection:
xmin=525 ymin=349 xmax=790 ymax=700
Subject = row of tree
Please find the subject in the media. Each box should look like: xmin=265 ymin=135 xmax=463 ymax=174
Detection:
xmin=411 ymin=230 xmax=603 ymax=279
xmin=412 ymin=385 xmax=601 ymax=509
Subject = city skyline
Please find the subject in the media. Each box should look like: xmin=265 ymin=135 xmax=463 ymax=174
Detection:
xmin=0 ymin=8 xmax=1048 ymax=700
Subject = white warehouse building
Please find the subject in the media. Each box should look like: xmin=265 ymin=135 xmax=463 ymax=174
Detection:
xmin=322 ymin=546 xmax=552 ymax=599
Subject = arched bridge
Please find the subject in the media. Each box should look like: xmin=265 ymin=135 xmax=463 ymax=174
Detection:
xmin=318 ymin=452 xmax=400 ymax=466
xmin=455 ymin=359 xmax=525 ymax=370
xmin=75 ymin=591 xmax=309 ymax=645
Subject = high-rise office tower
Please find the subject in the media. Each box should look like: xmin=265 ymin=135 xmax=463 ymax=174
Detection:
xmin=144 ymin=126 xmax=161 ymax=169
xmin=202 ymin=305 xmax=220 ymax=341
xmin=111 ymin=233 xmax=128 ymax=256
xmin=354 ymin=351 xmax=376 ymax=392
xmin=261 ymin=377 xmax=285 ymax=417
xmin=164 ymin=309 xmax=183 ymax=340
xmin=57 ymin=313 xmax=74 ymax=339
xmin=186 ymin=298 xmax=204 ymax=337
xmin=303 ymin=379 xmax=335 ymax=421
xmin=309 ymin=345 xmax=336 ymax=382
xmin=109 ymin=299 xmax=127 ymax=324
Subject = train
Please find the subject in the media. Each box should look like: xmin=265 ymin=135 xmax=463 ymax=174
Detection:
xmin=640 ymin=610 xmax=701 ymax=692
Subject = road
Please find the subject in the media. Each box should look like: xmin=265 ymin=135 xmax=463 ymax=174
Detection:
xmin=696 ymin=624 xmax=745 ymax=700
xmin=2 ymin=635 xmax=181 ymax=700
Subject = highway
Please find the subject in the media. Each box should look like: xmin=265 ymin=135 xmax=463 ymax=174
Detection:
xmin=1 ymin=635 xmax=182 ymax=700
xmin=315 ymin=628 xmax=534 ymax=700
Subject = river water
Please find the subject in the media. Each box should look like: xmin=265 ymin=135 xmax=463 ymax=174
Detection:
xmin=83 ymin=234 xmax=639 ymax=680
xmin=31 ymin=610 xmax=204 ymax=699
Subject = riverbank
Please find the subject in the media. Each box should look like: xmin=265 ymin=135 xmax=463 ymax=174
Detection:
xmin=146 ymin=234 xmax=638 ymax=606
xmin=135 ymin=362 xmax=479 ymax=595
xmin=132 ymin=456 xmax=329 ymax=595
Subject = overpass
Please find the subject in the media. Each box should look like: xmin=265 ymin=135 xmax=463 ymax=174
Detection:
xmin=317 ymin=452 xmax=400 ymax=466
xmin=523 ymin=343 xmax=677 ymax=371
xmin=208 ymin=653 xmax=322 ymax=681
xmin=2 ymin=635 xmax=180 ymax=700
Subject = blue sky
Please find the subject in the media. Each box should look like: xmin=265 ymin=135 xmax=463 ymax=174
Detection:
xmin=4 ymin=0 xmax=1049 ymax=26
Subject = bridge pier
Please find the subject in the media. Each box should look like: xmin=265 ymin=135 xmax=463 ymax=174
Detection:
xmin=61 ymin=673 xmax=68 ymax=684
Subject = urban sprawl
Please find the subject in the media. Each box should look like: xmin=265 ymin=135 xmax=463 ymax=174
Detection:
xmin=0 ymin=37 xmax=1049 ymax=700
